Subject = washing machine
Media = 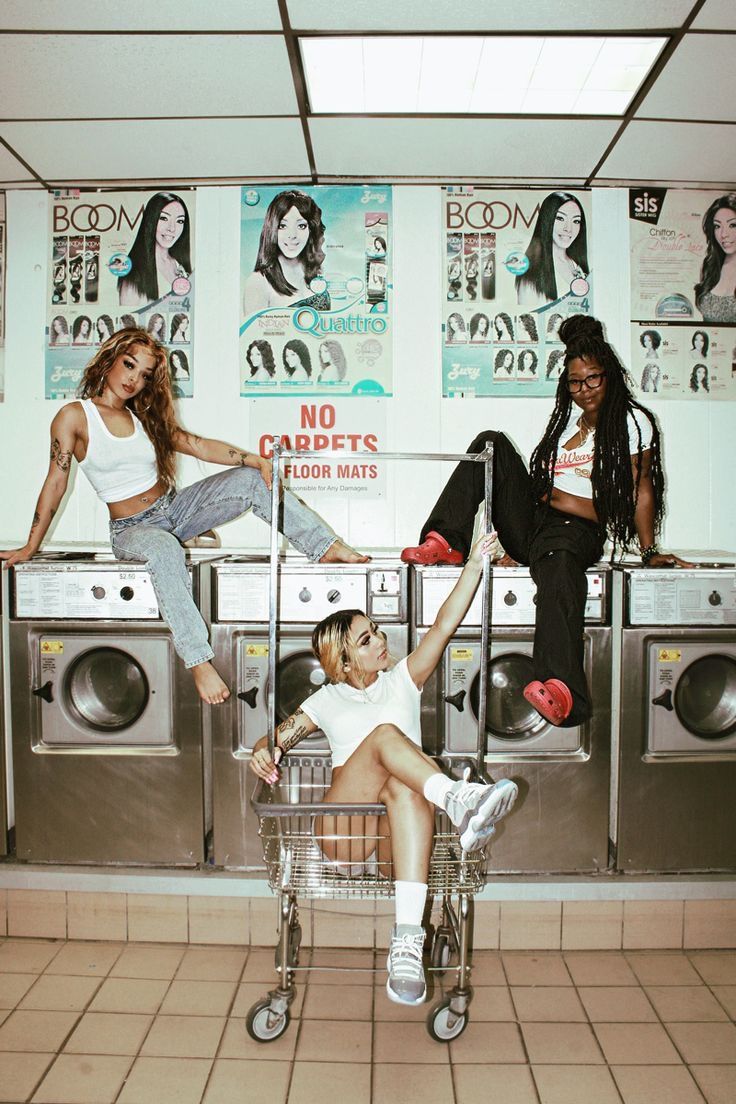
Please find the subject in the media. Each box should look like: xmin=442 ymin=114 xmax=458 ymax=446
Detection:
xmin=413 ymin=564 xmax=612 ymax=873
xmin=9 ymin=553 xmax=210 ymax=865
xmin=615 ymin=560 xmax=736 ymax=873
xmin=210 ymin=557 xmax=410 ymax=869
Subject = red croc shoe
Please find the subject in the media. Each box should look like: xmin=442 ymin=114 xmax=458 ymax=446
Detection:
xmin=523 ymin=678 xmax=573 ymax=726
xmin=401 ymin=531 xmax=464 ymax=566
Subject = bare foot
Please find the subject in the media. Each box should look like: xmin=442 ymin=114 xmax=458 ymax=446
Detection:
xmin=192 ymin=661 xmax=230 ymax=705
xmin=320 ymin=539 xmax=371 ymax=564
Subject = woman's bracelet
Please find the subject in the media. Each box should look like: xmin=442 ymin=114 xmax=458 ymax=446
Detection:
xmin=640 ymin=544 xmax=659 ymax=565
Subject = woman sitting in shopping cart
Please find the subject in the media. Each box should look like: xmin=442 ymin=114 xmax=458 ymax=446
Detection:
xmin=401 ymin=313 xmax=690 ymax=728
xmin=250 ymin=533 xmax=518 ymax=1008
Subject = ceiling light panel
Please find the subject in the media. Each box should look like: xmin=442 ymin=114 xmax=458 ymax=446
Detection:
xmin=301 ymin=35 xmax=666 ymax=116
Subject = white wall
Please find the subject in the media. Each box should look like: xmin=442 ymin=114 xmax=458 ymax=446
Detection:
xmin=1 ymin=186 xmax=734 ymax=556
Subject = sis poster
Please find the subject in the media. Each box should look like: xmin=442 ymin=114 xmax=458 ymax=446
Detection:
xmin=239 ymin=184 xmax=393 ymax=398
xmin=629 ymin=188 xmax=736 ymax=400
xmin=441 ymin=187 xmax=594 ymax=398
xmin=45 ymin=189 xmax=196 ymax=400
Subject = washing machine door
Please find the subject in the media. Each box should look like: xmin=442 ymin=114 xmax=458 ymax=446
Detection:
xmin=673 ymin=654 xmax=736 ymax=739
xmin=469 ymin=653 xmax=545 ymax=739
xmin=37 ymin=635 xmax=173 ymax=747
xmin=65 ymin=647 xmax=149 ymax=731
xmin=276 ymin=650 xmax=328 ymax=722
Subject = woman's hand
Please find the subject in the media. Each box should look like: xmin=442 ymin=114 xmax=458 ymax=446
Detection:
xmin=256 ymin=455 xmax=274 ymax=491
xmin=250 ymin=744 xmax=283 ymax=784
xmin=646 ymin=551 xmax=694 ymax=569
xmin=0 ymin=544 xmax=37 ymax=568
xmin=467 ymin=531 xmax=498 ymax=567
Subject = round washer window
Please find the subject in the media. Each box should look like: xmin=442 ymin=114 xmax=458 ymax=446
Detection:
xmin=470 ymin=653 xmax=545 ymax=739
xmin=64 ymin=647 xmax=149 ymax=732
xmin=674 ymin=654 xmax=736 ymax=740
xmin=275 ymin=651 xmax=327 ymax=726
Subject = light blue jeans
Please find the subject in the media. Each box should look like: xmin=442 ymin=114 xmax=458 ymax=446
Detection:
xmin=109 ymin=467 xmax=337 ymax=668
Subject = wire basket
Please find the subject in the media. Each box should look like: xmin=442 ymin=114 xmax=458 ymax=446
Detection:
xmin=251 ymin=756 xmax=488 ymax=900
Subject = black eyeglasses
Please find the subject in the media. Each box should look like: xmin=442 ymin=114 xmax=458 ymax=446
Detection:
xmin=567 ymin=371 xmax=606 ymax=394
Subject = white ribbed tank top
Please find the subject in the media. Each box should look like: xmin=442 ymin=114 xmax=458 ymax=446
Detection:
xmin=78 ymin=399 xmax=159 ymax=503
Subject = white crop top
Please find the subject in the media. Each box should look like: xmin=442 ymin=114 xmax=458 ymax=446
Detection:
xmin=78 ymin=399 xmax=159 ymax=503
xmin=552 ymin=409 xmax=653 ymax=500
xmin=300 ymin=657 xmax=422 ymax=768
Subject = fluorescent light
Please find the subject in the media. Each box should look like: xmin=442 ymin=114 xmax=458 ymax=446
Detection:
xmin=300 ymin=35 xmax=666 ymax=115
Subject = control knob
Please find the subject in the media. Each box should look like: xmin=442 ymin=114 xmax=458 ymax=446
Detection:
xmin=708 ymin=590 xmax=722 ymax=607
xmin=91 ymin=585 xmax=106 ymax=600
xmin=327 ymin=588 xmax=341 ymax=604
xmin=298 ymin=587 xmax=311 ymax=603
xmin=120 ymin=586 xmax=134 ymax=601
xmin=503 ymin=590 xmax=517 ymax=606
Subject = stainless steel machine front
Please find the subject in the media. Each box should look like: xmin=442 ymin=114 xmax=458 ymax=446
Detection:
xmin=10 ymin=554 xmax=209 ymax=865
xmin=413 ymin=564 xmax=612 ymax=873
xmin=210 ymin=557 xmax=410 ymax=869
xmin=615 ymin=561 xmax=736 ymax=873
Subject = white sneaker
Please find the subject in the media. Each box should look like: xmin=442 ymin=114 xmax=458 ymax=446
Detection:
xmin=386 ymin=924 xmax=427 ymax=1006
xmin=444 ymin=776 xmax=518 ymax=851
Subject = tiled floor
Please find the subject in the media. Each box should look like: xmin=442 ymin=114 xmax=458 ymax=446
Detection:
xmin=0 ymin=939 xmax=734 ymax=1103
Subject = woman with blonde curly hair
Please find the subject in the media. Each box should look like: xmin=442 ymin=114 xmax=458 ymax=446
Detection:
xmin=1 ymin=329 xmax=366 ymax=703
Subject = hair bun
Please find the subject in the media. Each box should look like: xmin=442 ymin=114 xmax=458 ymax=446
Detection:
xmin=558 ymin=314 xmax=604 ymax=348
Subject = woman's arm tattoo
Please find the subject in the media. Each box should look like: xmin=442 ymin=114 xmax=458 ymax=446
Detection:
xmin=227 ymin=447 xmax=250 ymax=466
xmin=30 ymin=510 xmax=41 ymax=531
xmin=50 ymin=438 xmax=72 ymax=472
xmin=276 ymin=712 xmax=312 ymax=754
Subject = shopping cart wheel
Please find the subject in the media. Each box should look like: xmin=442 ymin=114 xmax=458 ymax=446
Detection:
xmin=246 ymin=998 xmax=291 ymax=1042
xmin=430 ymin=930 xmax=452 ymax=973
xmin=427 ymin=999 xmax=468 ymax=1042
xmin=274 ymin=922 xmax=302 ymax=970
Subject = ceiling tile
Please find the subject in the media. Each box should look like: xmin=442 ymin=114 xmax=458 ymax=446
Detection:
xmin=0 ymin=140 xmax=36 ymax=183
xmin=598 ymin=120 xmax=736 ymax=182
xmin=0 ymin=1 xmax=283 ymax=31
xmin=0 ymin=119 xmax=310 ymax=183
xmin=0 ymin=34 xmax=297 ymax=118
xmin=309 ymin=117 xmax=619 ymax=178
xmin=636 ymin=34 xmax=736 ymax=120
xmin=692 ymin=0 xmax=736 ymax=30
xmin=287 ymin=0 xmax=694 ymax=31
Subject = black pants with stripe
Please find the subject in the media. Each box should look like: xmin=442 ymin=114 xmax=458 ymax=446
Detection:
xmin=420 ymin=431 xmax=605 ymax=725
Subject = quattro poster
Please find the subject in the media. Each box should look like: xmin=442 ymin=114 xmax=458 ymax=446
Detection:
xmin=45 ymin=189 xmax=195 ymax=400
xmin=239 ymin=184 xmax=392 ymax=398
xmin=441 ymin=187 xmax=594 ymax=398
xmin=629 ymin=188 xmax=736 ymax=400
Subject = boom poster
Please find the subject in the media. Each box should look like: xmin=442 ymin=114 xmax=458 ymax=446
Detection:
xmin=629 ymin=188 xmax=736 ymax=400
xmin=239 ymin=184 xmax=393 ymax=398
xmin=45 ymin=189 xmax=196 ymax=399
xmin=441 ymin=187 xmax=594 ymax=398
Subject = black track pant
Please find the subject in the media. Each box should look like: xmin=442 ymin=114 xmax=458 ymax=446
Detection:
xmin=420 ymin=431 xmax=605 ymax=725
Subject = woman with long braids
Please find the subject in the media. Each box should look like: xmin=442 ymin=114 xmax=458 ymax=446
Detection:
xmin=402 ymin=315 xmax=689 ymax=726
xmin=1 ymin=328 xmax=367 ymax=705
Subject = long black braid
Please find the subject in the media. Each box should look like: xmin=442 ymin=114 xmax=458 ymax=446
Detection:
xmin=529 ymin=315 xmax=665 ymax=549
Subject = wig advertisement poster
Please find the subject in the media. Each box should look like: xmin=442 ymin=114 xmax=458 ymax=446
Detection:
xmin=239 ymin=185 xmax=392 ymax=398
xmin=629 ymin=188 xmax=736 ymax=400
xmin=45 ymin=189 xmax=195 ymax=400
xmin=251 ymin=397 xmax=386 ymax=499
xmin=0 ymin=193 xmax=5 ymax=403
xmin=441 ymin=187 xmax=594 ymax=398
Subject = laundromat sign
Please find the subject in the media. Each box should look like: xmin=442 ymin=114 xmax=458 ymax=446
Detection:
xmin=253 ymin=398 xmax=386 ymax=499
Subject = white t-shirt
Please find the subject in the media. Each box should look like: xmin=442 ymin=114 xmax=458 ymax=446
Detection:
xmin=300 ymin=657 xmax=421 ymax=768
xmin=552 ymin=409 xmax=653 ymax=500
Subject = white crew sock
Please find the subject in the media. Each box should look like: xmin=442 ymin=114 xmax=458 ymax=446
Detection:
xmin=423 ymin=771 xmax=454 ymax=810
xmin=394 ymin=881 xmax=428 ymax=928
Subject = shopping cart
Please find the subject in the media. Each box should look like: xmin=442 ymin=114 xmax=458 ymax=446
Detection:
xmin=247 ymin=444 xmax=495 ymax=1043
